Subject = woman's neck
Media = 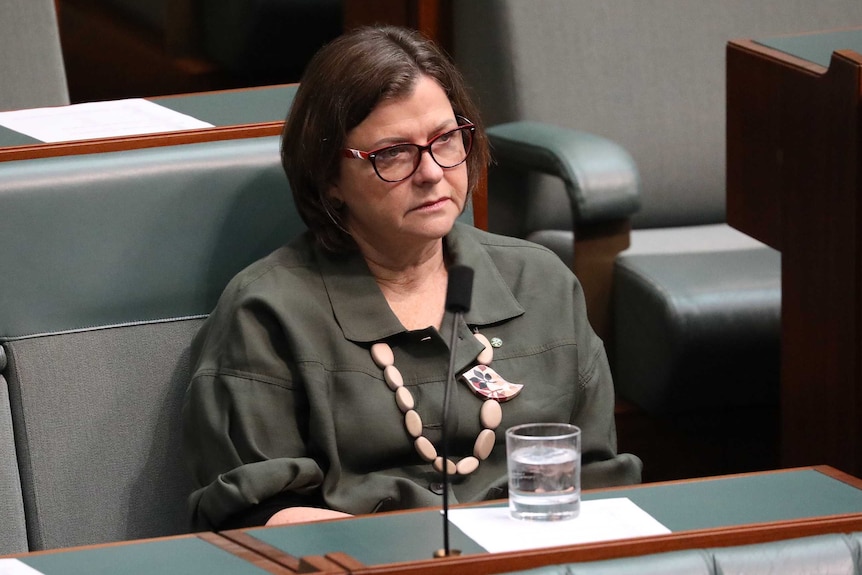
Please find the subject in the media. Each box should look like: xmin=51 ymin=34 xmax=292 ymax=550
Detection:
xmin=361 ymin=240 xmax=450 ymax=331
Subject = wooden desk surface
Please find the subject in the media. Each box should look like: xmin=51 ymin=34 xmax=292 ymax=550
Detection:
xmin=3 ymin=532 xmax=294 ymax=575
xmin=224 ymin=466 xmax=862 ymax=575
xmin=0 ymin=84 xmax=297 ymax=163
xmin=4 ymin=467 xmax=862 ymax=575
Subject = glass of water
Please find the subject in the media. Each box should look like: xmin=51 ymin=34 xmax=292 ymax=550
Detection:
xmin=506 ymin=422 xmax=581 ymax=521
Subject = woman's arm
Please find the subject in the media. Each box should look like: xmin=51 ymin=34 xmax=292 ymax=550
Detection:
xmin=266 ymin=507 xmax=353 ymax=525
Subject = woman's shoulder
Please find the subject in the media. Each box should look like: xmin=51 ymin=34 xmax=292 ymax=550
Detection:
xmin=457 ymin=224 xmax=572 ymax=273
xmin=221 ymin=232 xmax=323 ymax=300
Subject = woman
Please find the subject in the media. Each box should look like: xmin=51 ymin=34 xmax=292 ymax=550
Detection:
xmin=182 ymin=25 xmax=642 ymax=530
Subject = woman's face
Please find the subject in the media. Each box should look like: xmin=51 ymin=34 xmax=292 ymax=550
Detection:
xmin=330 ymin=75 xmax=468 ymax=257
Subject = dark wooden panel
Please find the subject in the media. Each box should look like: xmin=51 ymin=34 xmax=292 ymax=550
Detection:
xmin=727 ymin=36 xmax=862 ymax=476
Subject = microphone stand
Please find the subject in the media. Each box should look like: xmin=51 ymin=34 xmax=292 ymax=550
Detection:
xmin=434 ymin=265 xmax=473 ymax=558
xmin=434 ymin=309 xmax=462 ymax=558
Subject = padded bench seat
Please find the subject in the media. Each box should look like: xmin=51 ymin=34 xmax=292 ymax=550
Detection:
xmin=612 ymin=224 xmax=781 ymax=414
xmin=0 ymin=136 xmax=299 ymax=550
xmin=0 ymin=355 xmax=25 ymax=555
xmin=505 ymin=531 xmax=862 ymax=575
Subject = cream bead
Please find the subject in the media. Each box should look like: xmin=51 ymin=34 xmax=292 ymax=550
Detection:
xmin=395 ymin=386 xmax=414 ymax=412
xmin=383 ymin=365 xmax=403 ymax=390
xmin=404 ymin=410 xmax=423 ymax=437
xmin=474 ymin=429 xmax=496 ymax=460
xmin=370 ymin=342 xmax=394 ymax=367
xmin=480 ymin=399 xmax=503 ymax=429
xmin=414 ymin=436 xmax=437 ymax=461
xmin=474 ymin=333 xmax=494 ymax=365
xmin=433 ymin=457 xmax=457 ymax=475
xmin=456 ymin=456 xmax=480 ymax=475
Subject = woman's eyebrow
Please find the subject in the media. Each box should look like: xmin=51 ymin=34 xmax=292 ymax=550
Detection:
xmin=367 ymin=118 xmax=458 ymax=149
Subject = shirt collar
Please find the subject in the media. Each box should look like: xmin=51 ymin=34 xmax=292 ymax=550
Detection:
xmin=317 ymin=223 xmax=525 ymax=343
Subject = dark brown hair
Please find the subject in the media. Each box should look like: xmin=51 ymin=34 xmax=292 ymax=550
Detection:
xmin=281 ymin=25 xmax=489 ymax=253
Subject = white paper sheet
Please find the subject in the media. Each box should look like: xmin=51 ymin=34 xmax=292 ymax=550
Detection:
xmin=0 ymin=98 xmax=215 ymax=143
xmin=0 ymin=559 xmax=45 ymax=575
xmin=448 ymin=497 xmax=671 ymax=553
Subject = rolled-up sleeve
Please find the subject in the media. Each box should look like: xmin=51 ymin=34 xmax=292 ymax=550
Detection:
xmin=182 ymin=270 xmax=325 ymax=530
xmin=569 ymin=279 xmax=643 ymax=488
xmin=183 ymin=371 xmax=325 ymax=529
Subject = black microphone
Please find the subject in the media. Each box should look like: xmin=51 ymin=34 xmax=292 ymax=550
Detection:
xmin=445 ymin=265 xmax=474 ymax=314
xmin=435 ymin=264 xmax=474 ymax=559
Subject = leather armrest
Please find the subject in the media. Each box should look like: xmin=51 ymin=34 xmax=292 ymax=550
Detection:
xmin=486 ymin=121 xmax=640 ymax=224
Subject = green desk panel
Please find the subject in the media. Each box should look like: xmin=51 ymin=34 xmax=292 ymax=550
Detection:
xmin=19 ymin=537 xmax=268 ymax=575
xmin=152 ymin=85 xmax=297 ymax=127
xmin=0 ymin=85 xmax=297 ymax=149
xmin=0 ymin=126 xmax=40 ymax=146
xmin=243 ymin=469 xmax=862 ymax=565
xmin=755 ymin=29 xmax=862 ymax=68
xmin=248 ymin=509 xmax=487 ymax=565
xmin=583 ymin=468 xmax=862 ymax=532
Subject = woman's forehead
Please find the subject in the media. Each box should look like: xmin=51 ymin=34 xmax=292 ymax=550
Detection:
xmin=347 ymin=77 xmax=455 ymax=146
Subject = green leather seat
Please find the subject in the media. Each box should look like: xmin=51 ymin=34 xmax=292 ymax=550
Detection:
xmin=0 ymin=124 xmax=477 ymax=551
xmin=0 ymin=356 xmax=26 ymax=555
xmin=502 ymin=532 xmax=862 ymax=575
xmin=0 ymin=0 xmax=68 ymax=111
xmin=0 ymin=136 xmax=299 ymax=550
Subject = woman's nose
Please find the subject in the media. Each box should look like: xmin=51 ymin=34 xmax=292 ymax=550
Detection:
xmin=412 ymin=149 xmax=445 ymax=182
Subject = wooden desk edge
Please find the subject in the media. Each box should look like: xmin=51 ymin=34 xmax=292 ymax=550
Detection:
xmin=728 ymin=36 xmax=862 ymax=76
xmin=6 ymin=467 xmax=853 ymax=575
xmin=217 ymin=530 xmax=303 ymax=572
xmin=2 ymin=532 xmax=202 ymax=559
xmin=2 ymin=532 xmax=297 ymax=574
xmin=0 ymin=81 xmax=300 ymax=162
xmin=348 ymin=512 xmax=862 ymax=575
xmin=0 ymin=122 xmax=285 ymax=163
xmin=197 ymin=531 xmax=299 ymax=574
xmin=728 ymin=37 xmax=829 ymax=76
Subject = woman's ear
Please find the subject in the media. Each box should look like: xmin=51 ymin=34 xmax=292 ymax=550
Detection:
xmin=327 ymin=184 xmax=345 ymax=208
xmin=326 ymin=186 xmax=344 ymax=210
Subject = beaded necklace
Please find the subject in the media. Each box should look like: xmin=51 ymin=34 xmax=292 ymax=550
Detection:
xmin=370 ymin=333 xmax=522 ymax=475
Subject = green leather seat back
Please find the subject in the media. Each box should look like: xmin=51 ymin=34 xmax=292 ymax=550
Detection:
xmin=0 ymin=365 xmax=26 ymax=555
xmin=0 ymin=136 xmax=298 ymax=550
xmin=0 ymin=0 xmax=69 ymax=111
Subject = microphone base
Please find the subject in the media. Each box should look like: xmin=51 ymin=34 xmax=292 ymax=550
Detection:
xmin=433 ymin=548 xmax=463 ymax=558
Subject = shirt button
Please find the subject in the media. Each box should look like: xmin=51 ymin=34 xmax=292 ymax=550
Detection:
xmin=429 ymin=482 xmax=445 ymax=495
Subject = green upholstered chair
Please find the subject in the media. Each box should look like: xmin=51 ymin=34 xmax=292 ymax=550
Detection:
xmin=0 ymin=127 xmax=480 ymax=550
xmin=0 ymin=0 xmax=69 ymax=111
xmin=505 ymin=549 xmax=712 ymax=575
xmin=0 ymin=136 xmax=300 ymax=550
xmin=500 ymin=532 xmax=862 ymax=575
xmin=0 ymin=360 xmax=26 ymax=555
xmin=710 ymin=533 xmax=858 ymax=574
xmin=452 ymin=1 xmax=862 ymax=422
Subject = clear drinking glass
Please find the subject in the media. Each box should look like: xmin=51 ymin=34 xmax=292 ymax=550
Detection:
xmin=506 ymin=423 xmax=581 ymax=521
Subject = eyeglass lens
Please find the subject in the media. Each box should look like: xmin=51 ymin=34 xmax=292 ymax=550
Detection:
xmin=374 ymin=126 xmax=473 ymax=182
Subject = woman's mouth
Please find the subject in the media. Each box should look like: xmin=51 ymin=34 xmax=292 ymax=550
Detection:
xmin=411 ymin=197 xmax=450 ymax=212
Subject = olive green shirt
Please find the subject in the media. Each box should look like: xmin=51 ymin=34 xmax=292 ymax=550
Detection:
xmin=182 ymin=223 xmax=642 ymax=529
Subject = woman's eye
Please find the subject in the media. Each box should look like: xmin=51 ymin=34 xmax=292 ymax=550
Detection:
xmin=379 ymin=145 xmax=411 ymax=160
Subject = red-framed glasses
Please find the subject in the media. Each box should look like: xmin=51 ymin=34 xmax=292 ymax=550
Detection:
xmin=341 ymin=121 xmax=475 ymax=183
